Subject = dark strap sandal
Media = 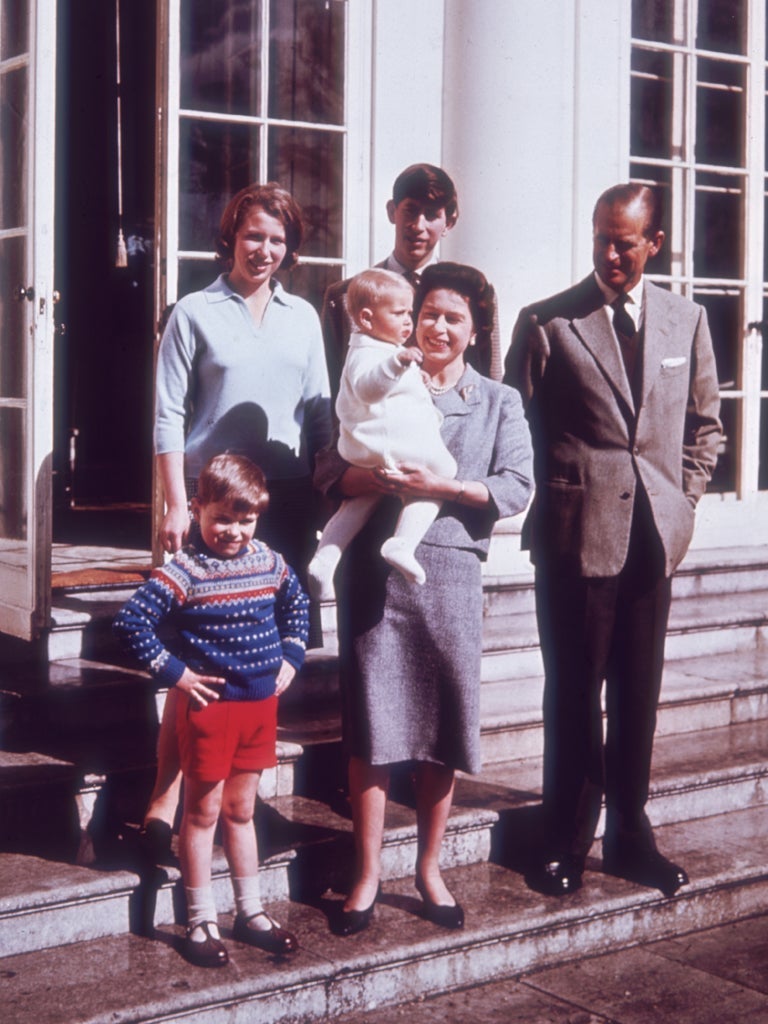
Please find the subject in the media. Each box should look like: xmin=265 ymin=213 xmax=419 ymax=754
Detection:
xmin=183 ymin=921 xmax=229 ymax=968
xmin=233 ymin=911 xmax=298 ymax=954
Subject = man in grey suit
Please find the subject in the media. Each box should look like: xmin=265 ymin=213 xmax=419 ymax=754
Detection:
xmin=505 ymin=183 xmax=722 ymax=897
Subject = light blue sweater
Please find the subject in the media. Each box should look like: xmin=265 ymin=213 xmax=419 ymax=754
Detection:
xmin=154 ymin=276 xmax=332 ymax=481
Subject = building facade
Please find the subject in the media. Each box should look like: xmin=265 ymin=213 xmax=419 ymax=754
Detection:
xmin=1 ymin=0 xmax=765 ymax=639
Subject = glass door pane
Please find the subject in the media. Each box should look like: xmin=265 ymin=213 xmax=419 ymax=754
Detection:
xmin=0 ymin=0 xmax=56 ymax=638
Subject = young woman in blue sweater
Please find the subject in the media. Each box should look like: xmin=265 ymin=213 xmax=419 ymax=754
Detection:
xmin=114 ymin=454 xmax=309 ymax=968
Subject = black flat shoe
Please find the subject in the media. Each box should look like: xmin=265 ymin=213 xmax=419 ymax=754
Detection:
xmin=183 ymin=921 xmax=229 ymax=968
xmin=415 ymin=877 xmax=464 ymax=930
xmin=603 ymin=844 xmax=688 ymax=897
xmin=233 ymin=911 xmax=298 ymax=954
xmin=335 ymin=884 xmax=381 ymax=936
xmin=138 ymin=819 xmax=174 ymax=864
xmin=525 ymin=855 xmax=584 ymax=897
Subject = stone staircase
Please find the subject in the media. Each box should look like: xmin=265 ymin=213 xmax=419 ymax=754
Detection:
xmin=0 ymin=530 xmax=767 ymax=1023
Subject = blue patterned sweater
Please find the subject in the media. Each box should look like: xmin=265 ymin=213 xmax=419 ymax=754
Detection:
xmin=113 ymin=539 xmax=309 ymax=700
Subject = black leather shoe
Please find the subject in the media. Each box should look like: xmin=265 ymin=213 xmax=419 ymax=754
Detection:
xmin=183 ymin=921 xmax=229 ymax=968
xmin=415 ymin=877 xmax=465 ymax=929
xmin=603 ymin=844 xmax=688 ymax=897
xmin=525 ymin=856 xmax=583 ymax=897
xmin=138 ymin=819 xmax=174 ymax=864
xmin=335 ymin=884 xmax=381 ymax=937
xmin=233 ymin=911 xmax=298 ymax=954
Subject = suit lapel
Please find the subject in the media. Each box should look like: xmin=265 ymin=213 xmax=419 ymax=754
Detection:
xmin=572 ymin=304 xmax=636 ymax=414
xmin=638 ymin=282 xmax=673 ymax=410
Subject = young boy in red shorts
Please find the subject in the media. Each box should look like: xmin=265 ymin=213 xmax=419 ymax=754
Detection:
xmin=114 ymin=454 xmax=309 ymax=967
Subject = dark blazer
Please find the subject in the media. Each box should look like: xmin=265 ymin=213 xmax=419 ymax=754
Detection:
xmin=504 ymin=275 xmax=722 ymax=578
xmin=321 ymin=260 xmax=503 ymax=400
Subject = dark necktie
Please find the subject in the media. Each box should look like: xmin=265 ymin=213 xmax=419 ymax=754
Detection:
xmin=612 ymin=293 xmax=641 ymax=401
xmin=404 ymin=270 xmax=421 ymax=288
xmin=612 ymin=293 xmax=636 ymax=339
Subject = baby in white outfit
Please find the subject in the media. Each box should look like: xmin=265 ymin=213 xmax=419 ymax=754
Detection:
xmin=309 ymin=268 xmax=456 ymax=599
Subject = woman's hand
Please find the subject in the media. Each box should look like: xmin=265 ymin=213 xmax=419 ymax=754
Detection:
xmin=339 ymin=465 xmax=392 ymax=498
xmin=160 ymin=504 xmax=191 ymax=554
xmin=275 ymin=660 xmax=297 ymax=696
xmin=373 ymin=463 xmax=448 ymax=502
xmin=176 ymin=668 xmax=225 ymax=707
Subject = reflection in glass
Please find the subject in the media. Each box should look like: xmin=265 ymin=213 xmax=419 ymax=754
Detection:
xmin=694 ymin=290 xmax=741 ymax=388
xmin=710 ymin=397 xmax=737 ymax=493
xmin=0 ymin=67 xmax=27 ymax=230
xmin=268 ymin=127 xmax=343 ymax=259
xmin=0 ymin=1 xmax=28 ymax=61
xmin=696 ymin=59 xmax=744 ymax=167
xmin=0 ymin=237 xmax=27 ymax=399
xmin=631 ymin=49 xmax=672 ymax=159
xmin=179 ymin=119 xmax=260 ymax=252
xmin=696 ymin=0 xmax=745 ymax=56
xmin=693 ymin=175 xmax=743 ymax=279
xmin=631 ymin=0 xmax=673 ymax=44
xmin=269 ymin=0 xmax=344 ymax=125
xmin=180 ymin=0 xmax=262 ymax=116
xmin=0 ymin=408 xmax=26 ymax=540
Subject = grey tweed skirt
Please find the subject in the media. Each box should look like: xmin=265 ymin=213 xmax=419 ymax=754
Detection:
xmin=338 ymin=533 xmax=484 ymax=774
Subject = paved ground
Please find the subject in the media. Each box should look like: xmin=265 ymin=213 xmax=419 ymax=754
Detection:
xmin=336 ymin=912 xmax=768 ymax=1023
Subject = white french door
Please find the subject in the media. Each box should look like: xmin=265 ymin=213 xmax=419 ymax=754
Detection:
xmin=0 ymin=1 xmax=57 ymax=638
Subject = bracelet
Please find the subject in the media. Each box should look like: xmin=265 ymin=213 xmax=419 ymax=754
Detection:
xmin=456 ymin=480 xmax=466 ymax=504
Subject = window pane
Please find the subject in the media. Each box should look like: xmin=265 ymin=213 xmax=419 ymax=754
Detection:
xmin=693 ymin=174 xmax=744 ymax=278
xmin=268 ymin=126 xmax=343 ymax=259
xmin=269 ymin=0 xmax=344 ymax=125
xmin=0 ymin=68 xmax=27 ymax=230
xmin=710 ymin=397 xmax=737 ymax=492
xmin=696 ymin=0 xmax=746 ymax=56
xmin=179 ymin=119 xmax=260 ymax=251
xmin=0 ymin=236 xmax=27 ymax=399
xmin=279 ymin=262 xmax=342 ymax=313
xmin=180 ymin=0 xmax=262 ymax=116
xmin=0 ymin=0 xmax=28 ymax=60
xmin=178 ymin=259 xmax=220 ymax=300
xmin=694 ymin=290 xmax=741 ymax=388
xmin=696 ymin=58 xmax=745 ymax=167
xmin=631 ymin=49 xmax=673 ymax=159
xmin=762 ymin=297 xmax=768 ymax=389
xmin=631 ymin=0 xmax=673 ymax=44
xmin=0 ymin=408 xmax=26 ymax=540
xmin=761 ymin=399 xmax=768 ymax=488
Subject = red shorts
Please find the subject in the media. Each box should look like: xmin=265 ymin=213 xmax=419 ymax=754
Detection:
xmin=177 ymin=693 xmax=278 ymax=782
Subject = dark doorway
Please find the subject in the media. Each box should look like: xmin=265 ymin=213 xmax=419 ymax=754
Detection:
xmin=53 ymin=0 xmax=156 ymax=550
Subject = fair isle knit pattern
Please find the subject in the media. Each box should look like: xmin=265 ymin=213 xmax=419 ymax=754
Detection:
xmin=113 ymin=540 xmax=309 ymax=700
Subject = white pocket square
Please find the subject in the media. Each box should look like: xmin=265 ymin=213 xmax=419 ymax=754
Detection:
xmin=661 ymin=356 xmax=687 ymax=368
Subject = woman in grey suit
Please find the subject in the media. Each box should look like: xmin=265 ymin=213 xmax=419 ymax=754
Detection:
xmin=315 ymin=263 xmax=533 ymax=934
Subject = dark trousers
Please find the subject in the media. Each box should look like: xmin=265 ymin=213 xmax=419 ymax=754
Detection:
xmin=534 ymin=496 xmax=672 ymax=861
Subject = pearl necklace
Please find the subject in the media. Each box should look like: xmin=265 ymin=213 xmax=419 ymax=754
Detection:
xmin=426 ymin=378 xmax=457 ymax=395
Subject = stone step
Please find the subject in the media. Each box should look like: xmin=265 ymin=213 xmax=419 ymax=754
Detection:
xmin=2 ymin=804 xmax=767 ymax=1024
xmin=2 ymin=715 xmax=763 ymax=961
xmin=479 ymin=646 xmax=768 ymax=763
xmin=0 ymin=791 xmax=497 ymax=959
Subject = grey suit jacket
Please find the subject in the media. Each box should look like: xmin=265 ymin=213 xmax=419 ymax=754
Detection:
xmin=504 ymin=275 xmax=722 ymax=577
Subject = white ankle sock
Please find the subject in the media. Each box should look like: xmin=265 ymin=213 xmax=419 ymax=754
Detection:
xmin=185 ymin=885 xmax=219 ymax=939
xmin=232 ymin=875 xmax=271 ymax=930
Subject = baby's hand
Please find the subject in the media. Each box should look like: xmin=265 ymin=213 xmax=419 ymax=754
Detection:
xmin=176 ymin=668 xmax=225 ymax=708
xmin=275 ymin=660 xmax=297 ymax=696
xmin=396 ymin=346 xmax=423 ymax=367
